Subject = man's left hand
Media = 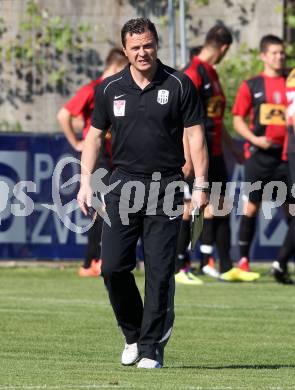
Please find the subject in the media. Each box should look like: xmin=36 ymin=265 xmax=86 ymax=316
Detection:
xmin=190 ymin=189 xmax=209 ymax=213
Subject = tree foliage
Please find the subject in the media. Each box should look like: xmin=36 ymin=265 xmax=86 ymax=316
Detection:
xmin=218 ymin=45 xmax=263 ymax=134
xmin=0 ymin=0 xmax=99 ymax=116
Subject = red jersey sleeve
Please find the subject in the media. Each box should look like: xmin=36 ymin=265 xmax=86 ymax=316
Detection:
xmin=184 ymin=66 xmax=202 ymax=90
xmin=232 ymin=81 xmax=252 ymax=117
xmin=64 ymin=85 xmax=94 ymax=117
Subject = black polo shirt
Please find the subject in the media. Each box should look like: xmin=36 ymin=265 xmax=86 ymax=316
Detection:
xmin=91 ymin=59 xmax=204 ymax=174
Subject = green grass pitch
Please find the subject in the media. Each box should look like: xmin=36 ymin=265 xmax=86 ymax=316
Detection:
xmin=0 ymin=266 xmax=295 ymax=389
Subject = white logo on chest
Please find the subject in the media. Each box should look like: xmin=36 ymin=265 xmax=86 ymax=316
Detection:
xmin=113 ymin=100 xmax=126 ymax=116
xmin=273 ymin=91 xmax=282 ymax=104
xmin=254 ymin=92 xmax=263 ymax=99
xmin=157 ymin=89 xmax=169 ymax=105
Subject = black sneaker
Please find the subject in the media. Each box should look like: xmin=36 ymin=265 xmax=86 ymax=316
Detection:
xmin=271 ymin=261 xmax=294 ymax=285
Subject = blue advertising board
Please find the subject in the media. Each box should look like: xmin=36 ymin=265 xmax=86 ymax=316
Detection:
xmin=0 ymin=133 xmax=288 ymax=261
xmin=224 ymin=159 xmax=287 ymax=262
xmin=0 ymin=133 xmax=87 ymax=259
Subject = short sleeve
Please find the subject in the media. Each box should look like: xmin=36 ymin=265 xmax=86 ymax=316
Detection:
xmin=64 ymin=85 xmax=92 ymax=117
xmin=181 ymin=74 xmax=205 ymax=127
xmin=91 ymin=84 xmax=111 ymax=130
xmin=232 ymin=81 xmax=252 ymax=117
xmin=184 ymin=65 xmax=202 ymax=89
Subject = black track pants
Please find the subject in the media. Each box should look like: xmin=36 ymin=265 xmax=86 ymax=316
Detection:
xmin=101 ymin=169 xmax=182 ymax=364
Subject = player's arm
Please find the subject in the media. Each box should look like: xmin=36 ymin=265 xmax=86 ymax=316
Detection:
xmin=181 ymin=74 xmax=208 ymax=209
xmin=185 ymin=123 xmax=209 ymax=211
xmin=57 ymin=107 xmax=84 ymax=152
xmin=233 ymin=115 xmax=272 ymax=150
xmin=77 ymin=125 xmax=103 ymax=215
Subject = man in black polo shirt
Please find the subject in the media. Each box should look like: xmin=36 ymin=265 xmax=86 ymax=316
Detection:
xmin=77 ymin=18 xmax=208 ymax=369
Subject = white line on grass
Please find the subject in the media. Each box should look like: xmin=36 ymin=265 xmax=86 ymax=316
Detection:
xmin=0 ymin=296 xmax=109 ymax=306
xmin=0 ymin=308 xmax=82 ymax=315
xmin=178 ymin=315 xmax=287 ymax=323
xmin=175 ymin=303 xmax=232 ymax=309
xmin=0 ymin=385 xmax=260 ymax=390
xmin=0 ymin=384 xmax=139 ymax=389
xmin=176 ymin=302 xmax=295 ymax=311
xmin=1 ymin=297 xmax=295 ymax=314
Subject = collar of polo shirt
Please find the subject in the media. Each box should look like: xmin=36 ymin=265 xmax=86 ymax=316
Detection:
xmin=122 ymin=59 xmax=164 ymax=89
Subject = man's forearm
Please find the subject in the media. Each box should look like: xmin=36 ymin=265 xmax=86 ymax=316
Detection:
xmin=233 ymin=115 xmax=256 ymax=143
xmin=192 ymin=146 xmax=208 ymax=186
xmin=182 ymin=129 xmax=194 ymax=178
xmin=185 ymin=124 xmax=209 ymax=211
xmin=183 ymin=129 xmax=193 ymax=167
xmin=57 ymin=108 xmax=79 ymax=149
xmin=186 ymin=124 xmax=209 ymax=185
xmin=80 ymin=126 xmax=102 ymax=186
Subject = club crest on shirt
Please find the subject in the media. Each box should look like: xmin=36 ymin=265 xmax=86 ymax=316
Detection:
xmin=157 ymin=89 xmax=169 ymax=105
xmin=113 ymin=100 xmax=126 ymax=116
xmin=273 ymin=91 xmax=282 ymax=104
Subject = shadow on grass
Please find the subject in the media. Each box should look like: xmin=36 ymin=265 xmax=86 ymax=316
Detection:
xmin=168 ymin=364 xmax=295 ymax=370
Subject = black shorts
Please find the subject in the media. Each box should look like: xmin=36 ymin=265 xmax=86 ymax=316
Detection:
xmin=183 ymin=155 xmax=228 ymax=200
xmin=244 ymin=148 xmax=288 ymax=203
xmin=208 ymin=155 xmax=228 ymax=197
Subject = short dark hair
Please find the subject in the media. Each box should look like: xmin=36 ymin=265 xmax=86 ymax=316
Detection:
xmin=259 ymin=34 xmax=284 ymax=53
xmin=205 ymin=25 xmax=233 ymax=48
xmin=121 ymin=18 xmax=159 ymax=48
xmin=105 ymin=47 xmax=127 ymax=67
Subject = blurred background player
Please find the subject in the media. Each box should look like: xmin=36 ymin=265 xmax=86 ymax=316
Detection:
xmin=232 ymin=35 xmax=288 ymax=273
xmin=57 ymin=48 xmax=128 ymax=277
xmin=174 ymin=45 xmax=204 ymax=285
xmin=271 ymin=67 xmax=295 ymax=284
xmin=175 ymin=25 xmax=258 ymax=284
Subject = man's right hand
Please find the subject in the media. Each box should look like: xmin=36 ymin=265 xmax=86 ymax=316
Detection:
xmin=190 ymin=189 xmax=209 ymax=213
xmin=77 ymin=183 xmax=92 ymax=216
xmin=253 ymin=136 xmax=273 ymax=150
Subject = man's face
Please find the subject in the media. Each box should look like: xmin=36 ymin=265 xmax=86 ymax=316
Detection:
xmin=261 ymin=44 xmax=285 ymax=71
xmin=123 ymin=29 xmax=157 ymax=73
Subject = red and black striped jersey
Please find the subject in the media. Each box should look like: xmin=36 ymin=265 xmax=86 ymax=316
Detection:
xmin=64 ymin=77 xmax=103 ymax=139
xmin=232 ymin=73 xmax=287 ymax=158
xmin=184 ymin=56 xmax=225 ymax=156
xmin=64 ymin=76 xmax=112 ymax=168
